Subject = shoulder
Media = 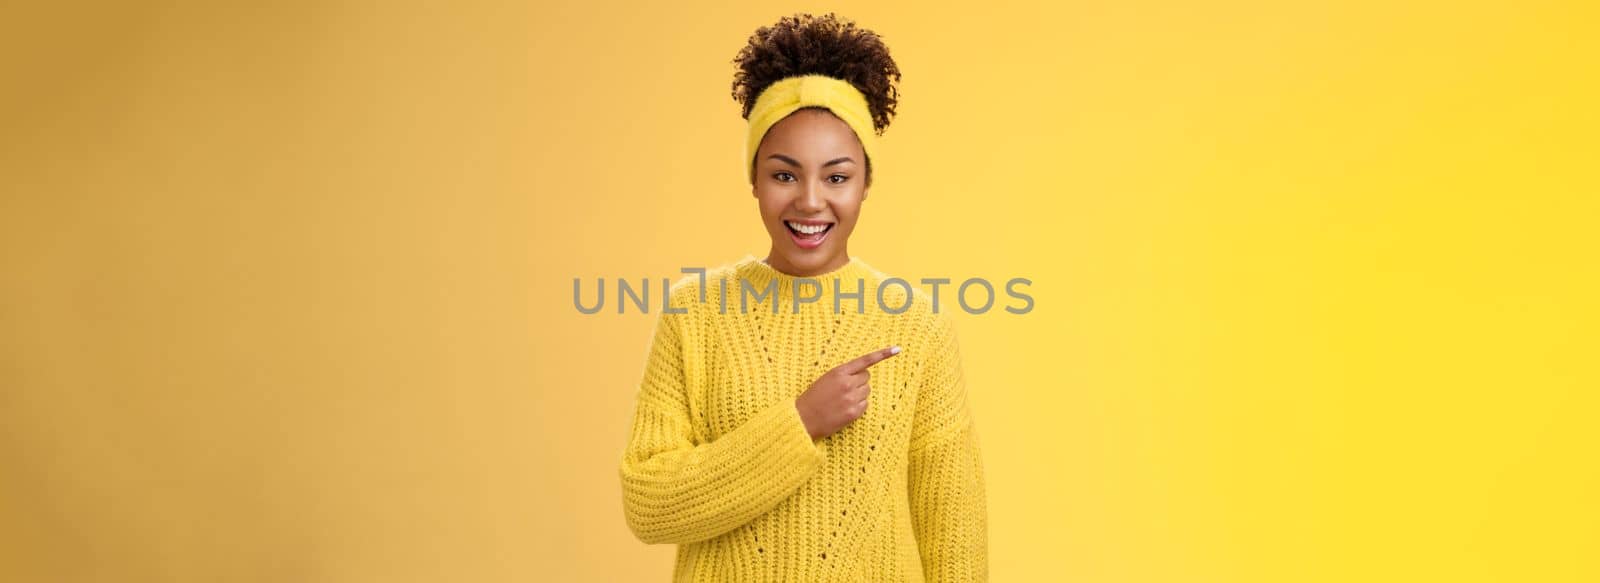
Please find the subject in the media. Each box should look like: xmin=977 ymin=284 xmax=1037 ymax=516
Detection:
xmin=858 ymin=264 xmax=957 ymax=346
xmin=906 ymin=286 xmax=959 ymax=346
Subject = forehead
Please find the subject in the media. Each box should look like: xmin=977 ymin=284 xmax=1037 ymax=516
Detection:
xmin=759 ymin=108 xmax=865 ymax=161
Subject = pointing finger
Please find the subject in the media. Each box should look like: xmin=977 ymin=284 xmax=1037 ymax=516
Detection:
xmin=841 ymin=345 xmax=901 ymax=374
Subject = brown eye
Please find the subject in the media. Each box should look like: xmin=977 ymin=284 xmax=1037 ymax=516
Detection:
xmin=829 ymin=174 xmax=849 ymax=184
xmin=774 ymin=172 xmax=795 ymax=182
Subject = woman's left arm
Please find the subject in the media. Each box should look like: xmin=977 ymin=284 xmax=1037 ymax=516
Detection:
xmin=907 ymin=312 xmax=989 ymax=582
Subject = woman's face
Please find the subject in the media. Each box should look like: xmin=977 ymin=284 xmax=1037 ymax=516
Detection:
xmin=751 ymin=107 xmax=870 ymax=277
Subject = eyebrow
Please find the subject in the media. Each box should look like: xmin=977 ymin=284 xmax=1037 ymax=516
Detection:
xmin=767 ymin=154 xmax=856 ymax=168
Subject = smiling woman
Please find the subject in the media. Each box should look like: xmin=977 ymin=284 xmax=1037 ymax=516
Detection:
xmin=617 ymin=12 xmax=989 ymax=582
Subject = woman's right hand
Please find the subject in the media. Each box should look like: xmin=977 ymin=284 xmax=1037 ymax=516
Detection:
xmin=794 ymin=346 xmax=901 ymax=440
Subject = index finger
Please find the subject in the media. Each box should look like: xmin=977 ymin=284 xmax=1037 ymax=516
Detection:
xmin=840 ymin=345 xmax=902 ymax=374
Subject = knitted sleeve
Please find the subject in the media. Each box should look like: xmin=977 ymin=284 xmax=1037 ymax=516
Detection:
xmin=907 ymin=312 xmax=989 ymax=581
xmin=618 ymin=306 xmax=828 ymax=545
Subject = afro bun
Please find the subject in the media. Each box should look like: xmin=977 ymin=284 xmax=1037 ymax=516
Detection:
xmin=731 ymin=12 xmax=902 ymax=136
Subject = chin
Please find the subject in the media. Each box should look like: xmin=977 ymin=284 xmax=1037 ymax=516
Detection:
xmin=785 ymin=252 xmax=828 ymax=269
xmin=780 ymin=248 xmax=840 ymax=271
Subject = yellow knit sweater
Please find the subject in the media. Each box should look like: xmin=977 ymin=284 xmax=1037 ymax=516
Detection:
xmin=618 ymin=254 xmax=988 ymax=582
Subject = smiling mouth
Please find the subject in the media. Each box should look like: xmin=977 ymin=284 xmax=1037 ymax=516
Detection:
xmin=784 ymin=220 xmax=835 ymax=248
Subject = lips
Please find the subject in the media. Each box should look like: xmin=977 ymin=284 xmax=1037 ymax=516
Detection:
xmin=784 ymin=219 xmax=834 ymax=250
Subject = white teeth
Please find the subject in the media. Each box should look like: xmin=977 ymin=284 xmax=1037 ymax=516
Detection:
xmin=785 ymin=221 xmax=828 ymax=234
xmin=786 ymin=221 xmax=831 ymax=234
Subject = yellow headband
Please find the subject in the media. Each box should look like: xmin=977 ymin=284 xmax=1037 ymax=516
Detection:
xmin=745 ymin=74 xmax=877 ymax=181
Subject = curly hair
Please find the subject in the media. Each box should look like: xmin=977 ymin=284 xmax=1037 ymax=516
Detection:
xmin=731 ymin=12 xmax=902 ymax=137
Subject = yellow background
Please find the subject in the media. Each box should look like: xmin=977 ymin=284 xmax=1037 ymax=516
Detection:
xmin=2 ymin=1 xmax=1595 ymax=581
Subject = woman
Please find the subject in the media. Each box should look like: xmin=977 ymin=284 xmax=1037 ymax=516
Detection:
xmin=618 ymin=13 xmax=988 ymax=581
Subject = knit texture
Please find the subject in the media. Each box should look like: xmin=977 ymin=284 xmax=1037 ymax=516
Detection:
xmin=618 ymin=255 xmax=988 ymax=582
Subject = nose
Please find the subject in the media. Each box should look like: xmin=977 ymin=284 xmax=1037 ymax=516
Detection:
xmin=794 ymin=181 xmax=826 ymax=213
